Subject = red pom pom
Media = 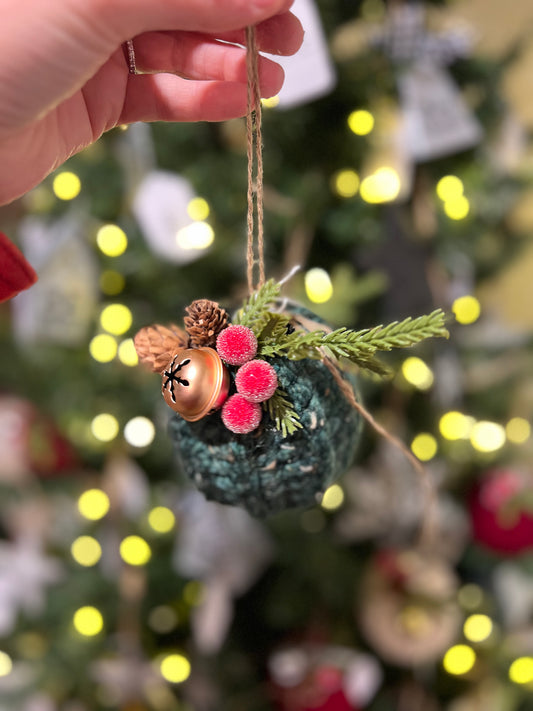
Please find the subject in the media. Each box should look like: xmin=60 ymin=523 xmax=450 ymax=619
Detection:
xmin=216 ymin=325 xmax=257 ymax=366
xmin=235 ymin=359 xmax=278 ymax=403
xmin=221 ymin=394 xmax=262 ymax=434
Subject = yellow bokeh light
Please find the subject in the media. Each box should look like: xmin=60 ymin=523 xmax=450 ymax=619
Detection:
xmin=439 ymin=411 xmax=473 ymax=440
xmin=91 ymin=413 xmax=119 ymax=443
xmin=470 ymin=421 xmax=506 ymax=453
xmin=261 ymin=95 xmax=280 ymax=109
xmin=89 ymin=334 xmax=118 ymax=363
xmin=436 ymin=175 xmax=464 ymax=202
xmin=148 ymin=606 xmax=178 ymax=634
xmin=444 ymin=195 xmax=470 ymax=220
xmin=124 ymin=416 xmax=155 ymax=448
xmin=458 ymin=583 xmax=484 ymax=610
xmin=176 ymin=221 xmax=214 ymax=250
xmin=100 ymin=304 xmax=133 ymax=336
xmin=99 ymin=270 xmax=125 ymax=296
xmin=183 ymin=580 xmax=205 ymax=606
xmin=332 ymin=169 xmax=360 ymax=198
xmin=360 ymin=167 xmax=400 ymax=204
xmin=71 ymin=536 xmax=102 ymax=567
xmin=160 ymin=653 xmax=191 ymax=684
xmin=305 ymin=268 xmax=333 ymax=304
xmin=509 ymin=656 xmax=533 ymax=685
xmin=78 ymin=489 xmax=110 ymax=521
xmin=411 ymin=433 xmax=438 ymax=462
xmin=118 ymin=338 xmax=139 ymax=367
xmin=187 ymin=197 xmax=210 ymax=222
xmin=463 ymin=614 xmax=493 ymax=643
xmin=0 ymin=651 xmax=12 ymax=678
xmin=347 ymin=109 xmax=375 ymax=136
xmin=506 ymin=417 xmax=531 ymax=444
xmin=321 ymin=484 xmax=345 ymax=511
xmin=148 ymin=506 xmax=176 ymax=534
xmin=53 ymin=171 xmax=82 ymax=201
xmin=96 ymin=224 xmax=128 ymax=257
xmin=452 ymin=295 xmax=481 ymax=325
xmin=120 ymin=535 xmax=152 ymax=566
xmin=73 ymin=606 xmax=104 ymax=637
xmin=443 ymin=645 xmax=476 ymax=676
xmin=401 ymin=357 xmax=434 ymax=390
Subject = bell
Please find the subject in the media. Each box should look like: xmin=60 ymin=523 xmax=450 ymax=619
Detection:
xmin=161 ymin=347 xmax=230 ymax=422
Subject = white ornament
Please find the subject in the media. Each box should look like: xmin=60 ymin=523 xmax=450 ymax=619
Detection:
xmin=174 ymin=491 xmax=273 ymax=653
xmin=12 ymin=212 xmax=98 ymax=346
xmin=0 ymin=541 xmax=63 ymax=636
xmin=265 ymin=0 xmax=336 ymax=109
xmin=132 ymin=170 xmax=211 ymax=264
xmin=399 ymin=61 xmax=482 ymax=162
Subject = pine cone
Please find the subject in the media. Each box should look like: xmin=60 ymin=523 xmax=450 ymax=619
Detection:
xmin=134 ymin=324 xmax=187 ymax=373
xmin=184 ymin=299 xmax=229 ymax=348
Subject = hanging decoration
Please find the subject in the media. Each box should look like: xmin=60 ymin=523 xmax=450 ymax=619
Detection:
xmin=263 ymin=0 xmax=336 ymax=109
xmin=134 ymin=25 xmax=449 ymax=517
xmin=373 ymin=3 xmax=483 ymax=163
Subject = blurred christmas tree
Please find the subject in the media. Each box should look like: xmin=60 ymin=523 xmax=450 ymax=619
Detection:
xmin=1 ymin=1 xmax=533 ymax=710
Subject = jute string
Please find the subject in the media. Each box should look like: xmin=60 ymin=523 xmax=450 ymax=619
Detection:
xmin=246 ymin=26 xmax=265 ymax=293
xmin=244 ymin=28 xmax=436 ymax=548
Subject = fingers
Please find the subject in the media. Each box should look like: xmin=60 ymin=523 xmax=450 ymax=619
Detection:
xmin=217 ymin=11 xmax=304 ymax=56
xmin=94 ymin=0 xmax=297 ymax=39
xmin=119 ymin=73 xmax=253 ymax=124
xmin=131 ymin=31 xmax=285 ymax=90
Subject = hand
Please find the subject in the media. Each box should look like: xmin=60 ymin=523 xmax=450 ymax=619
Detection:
xmin=0 ymin=0 xmax=303 ymax=205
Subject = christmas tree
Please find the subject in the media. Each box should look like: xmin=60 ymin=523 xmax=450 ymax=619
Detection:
xmin=1 ymin=1 xmax=533 ymax=710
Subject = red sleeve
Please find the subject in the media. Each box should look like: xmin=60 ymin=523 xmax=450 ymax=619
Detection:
xmin=0 ymin=232 xmax=38 ymax=302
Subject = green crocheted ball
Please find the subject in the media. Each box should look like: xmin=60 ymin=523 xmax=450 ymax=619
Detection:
xmin=169 ymin=353 xmax=362 ymax=517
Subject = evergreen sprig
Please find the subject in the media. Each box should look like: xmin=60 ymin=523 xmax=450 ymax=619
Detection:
xmin=234 ymin=279 xmax=281 ymax=332
xmin=259 ymin=309 xmax=449 ymax=374
xmin=262 ymin=388 xmax=303 ymax=437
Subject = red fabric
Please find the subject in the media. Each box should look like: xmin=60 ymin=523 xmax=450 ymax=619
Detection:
xmin=0 ymin=232 xmax=37 ymax=302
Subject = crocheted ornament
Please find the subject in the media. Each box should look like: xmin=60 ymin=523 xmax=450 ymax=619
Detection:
xmin=135 ymin=279 xmax=448 ymax=517
xmin=170 ymin=349 xmax=362 ymax=516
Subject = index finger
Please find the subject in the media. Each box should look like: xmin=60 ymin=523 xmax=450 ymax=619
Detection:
xmin=91 ymin=0 xmax=297 ymax=39
xmin=214 ymin=11 xmax=304 ymax=56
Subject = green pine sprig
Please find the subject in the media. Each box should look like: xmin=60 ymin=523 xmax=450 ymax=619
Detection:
xmin=234 ymin=279 xmax=281 ymax=333
xmin=262 ymin=388 xmax=303 ymax=438
xmin=259 ymin=309 xmax=449 ymax=375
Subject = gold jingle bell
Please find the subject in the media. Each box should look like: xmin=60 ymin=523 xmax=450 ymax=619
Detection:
xmin=162 ymin=347 xmax=230 ymax=422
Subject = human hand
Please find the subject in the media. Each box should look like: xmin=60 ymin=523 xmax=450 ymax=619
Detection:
xmin=0 ymin=0 xmax=303 ymax=205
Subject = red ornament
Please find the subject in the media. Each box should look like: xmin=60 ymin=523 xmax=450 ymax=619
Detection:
xmin=221 ymin=394 xmax=262 ymax=434
xmin=216 ymin=325 xmax=257 ymax=366
xmin=235 ymin=359 xmax=278 ymax=403
xmin=0 ymin=232 xmax=37 ymax=303
xmin=470 ymin=468 xmax=533 ymax=555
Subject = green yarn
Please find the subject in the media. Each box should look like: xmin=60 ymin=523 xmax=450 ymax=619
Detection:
xmin=169 ymin=354 xmax=362 ymax=517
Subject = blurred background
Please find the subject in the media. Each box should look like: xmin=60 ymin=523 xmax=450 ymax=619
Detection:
xmin=1 ymin=0 xmax=533 ymax=709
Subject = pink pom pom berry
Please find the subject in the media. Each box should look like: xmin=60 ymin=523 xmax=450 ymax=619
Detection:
xmin=216 ymin=325 xmax=257 ymax=366
xmin=221 ymin=393 xmax=262 ymax=434
xmin=235 ymin=359 xmax=278 ymax=403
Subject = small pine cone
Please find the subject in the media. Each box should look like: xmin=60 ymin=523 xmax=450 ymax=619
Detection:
xmin=184 ymin=299 xmax=229 ymax=348
xmin=134 ymin=324 xmax=187 ymax=373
